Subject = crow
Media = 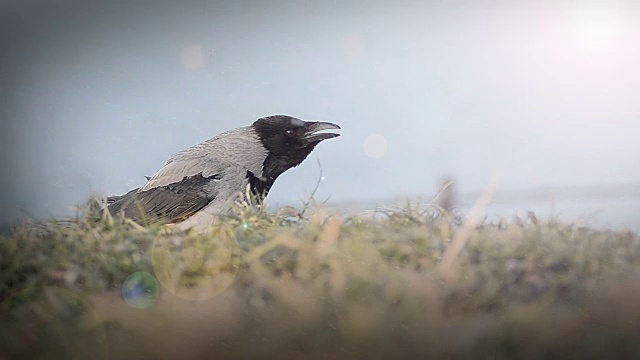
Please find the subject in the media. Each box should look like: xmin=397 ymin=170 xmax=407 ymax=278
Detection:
xmin=106 ymin=115 xmax=340 ymax=230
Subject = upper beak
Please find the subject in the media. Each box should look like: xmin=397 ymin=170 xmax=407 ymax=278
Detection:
xmin=302 ymin=121 xmax=341 ymax=144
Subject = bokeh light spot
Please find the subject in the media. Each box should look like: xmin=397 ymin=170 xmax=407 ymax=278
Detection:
xmin=122 ymin=272 xmax=160 ymax=309
xmin=182 ymin=246 xmax=204 ymax=271
xmin=343 ymin=33 xmax=367 ymax=58
xmin=363 ymin=134 xmax=388 ymax=159
xmin=180 ymin=44 xmax=207 ymax=69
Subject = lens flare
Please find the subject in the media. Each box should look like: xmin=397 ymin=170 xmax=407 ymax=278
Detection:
xmin=363 ymin=133 xmax=388 ymax=159
xmin=122 ymin=272 xmax=160 ymax=309
xmin=180 ymin=44 xmax=207 ymax=69
xmin=343 ymin=33 xmax=367 ymax=58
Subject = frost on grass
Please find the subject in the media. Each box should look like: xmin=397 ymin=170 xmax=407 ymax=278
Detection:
xmin=1 ymin=195 xmax=640 ymax=359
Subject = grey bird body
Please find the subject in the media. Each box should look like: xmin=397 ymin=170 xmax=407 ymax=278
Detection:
xmin=107 ymin=115 xmax=340 ymax=230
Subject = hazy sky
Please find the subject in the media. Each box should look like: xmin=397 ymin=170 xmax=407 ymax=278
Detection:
xmin=2 ymin=0 xmax=639 ymax=221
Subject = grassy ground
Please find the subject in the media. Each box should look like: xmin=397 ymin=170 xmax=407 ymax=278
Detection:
xmin=1 ymin=198 xmax=640 ymax=359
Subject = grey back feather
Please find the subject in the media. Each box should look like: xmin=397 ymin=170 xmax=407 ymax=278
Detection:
xmin=140 ymin=126 xmax=268 ymax=192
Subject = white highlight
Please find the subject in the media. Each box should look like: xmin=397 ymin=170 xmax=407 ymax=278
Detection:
xmin=567 ymin=2 xmax=627 ymax=55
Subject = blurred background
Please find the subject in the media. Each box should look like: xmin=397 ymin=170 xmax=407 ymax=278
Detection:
xmin=1 ymin=0 xmax=639 ymax=231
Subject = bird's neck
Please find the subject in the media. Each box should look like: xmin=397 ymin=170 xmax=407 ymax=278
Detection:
xmin=261 ymin=149 xmax=313 ymax=180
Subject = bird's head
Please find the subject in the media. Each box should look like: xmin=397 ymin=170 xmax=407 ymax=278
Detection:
xmin=252 ymin=115 xmax=341 ymax=178
xmin=252 ymin=115 xmax=341 ymax=156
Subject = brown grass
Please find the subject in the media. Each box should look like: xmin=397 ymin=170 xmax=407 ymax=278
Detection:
xmin=1 ymin=198 xmax=640 ymax=359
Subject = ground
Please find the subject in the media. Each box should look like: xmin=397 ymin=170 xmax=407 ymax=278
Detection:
xmin=1 ymin=199 xmax=640 ymax=359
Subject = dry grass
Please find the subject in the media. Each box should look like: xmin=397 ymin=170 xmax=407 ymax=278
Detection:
xmin=1 ymin=196 xmax=640 ymax=359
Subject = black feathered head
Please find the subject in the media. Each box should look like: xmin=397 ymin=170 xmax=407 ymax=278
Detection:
xmin=252 ymin=115 xmax=341 ymax=179
xmin=253 ymin=115 xmax=340 ymax=155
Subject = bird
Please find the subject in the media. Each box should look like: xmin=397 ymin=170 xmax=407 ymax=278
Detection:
xmin=106 ymin=115 xmax=341 ymax=230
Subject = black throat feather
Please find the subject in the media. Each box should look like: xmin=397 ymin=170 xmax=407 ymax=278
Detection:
xmin=246 ymin=146 xmax=316 ymax=199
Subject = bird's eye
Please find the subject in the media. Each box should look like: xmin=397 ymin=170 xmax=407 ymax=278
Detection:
xmin=285 ymin=129 xmax=295 ymax=137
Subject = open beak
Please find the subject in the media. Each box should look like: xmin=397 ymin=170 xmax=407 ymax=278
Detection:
xmin=302 ymin=121 xmax=341 ymax=144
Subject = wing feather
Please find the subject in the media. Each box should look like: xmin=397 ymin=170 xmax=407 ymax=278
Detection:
xmin=108 ymin=173 xmax=220 ymax=223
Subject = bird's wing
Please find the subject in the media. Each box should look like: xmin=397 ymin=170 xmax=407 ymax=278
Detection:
xmin=109 ymin=157 xmax=229 ymax=223
xmin=108 ymin=163 xmax=253 ymax=224
xmin=108 ymin=173 xmax=222 ymax=223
